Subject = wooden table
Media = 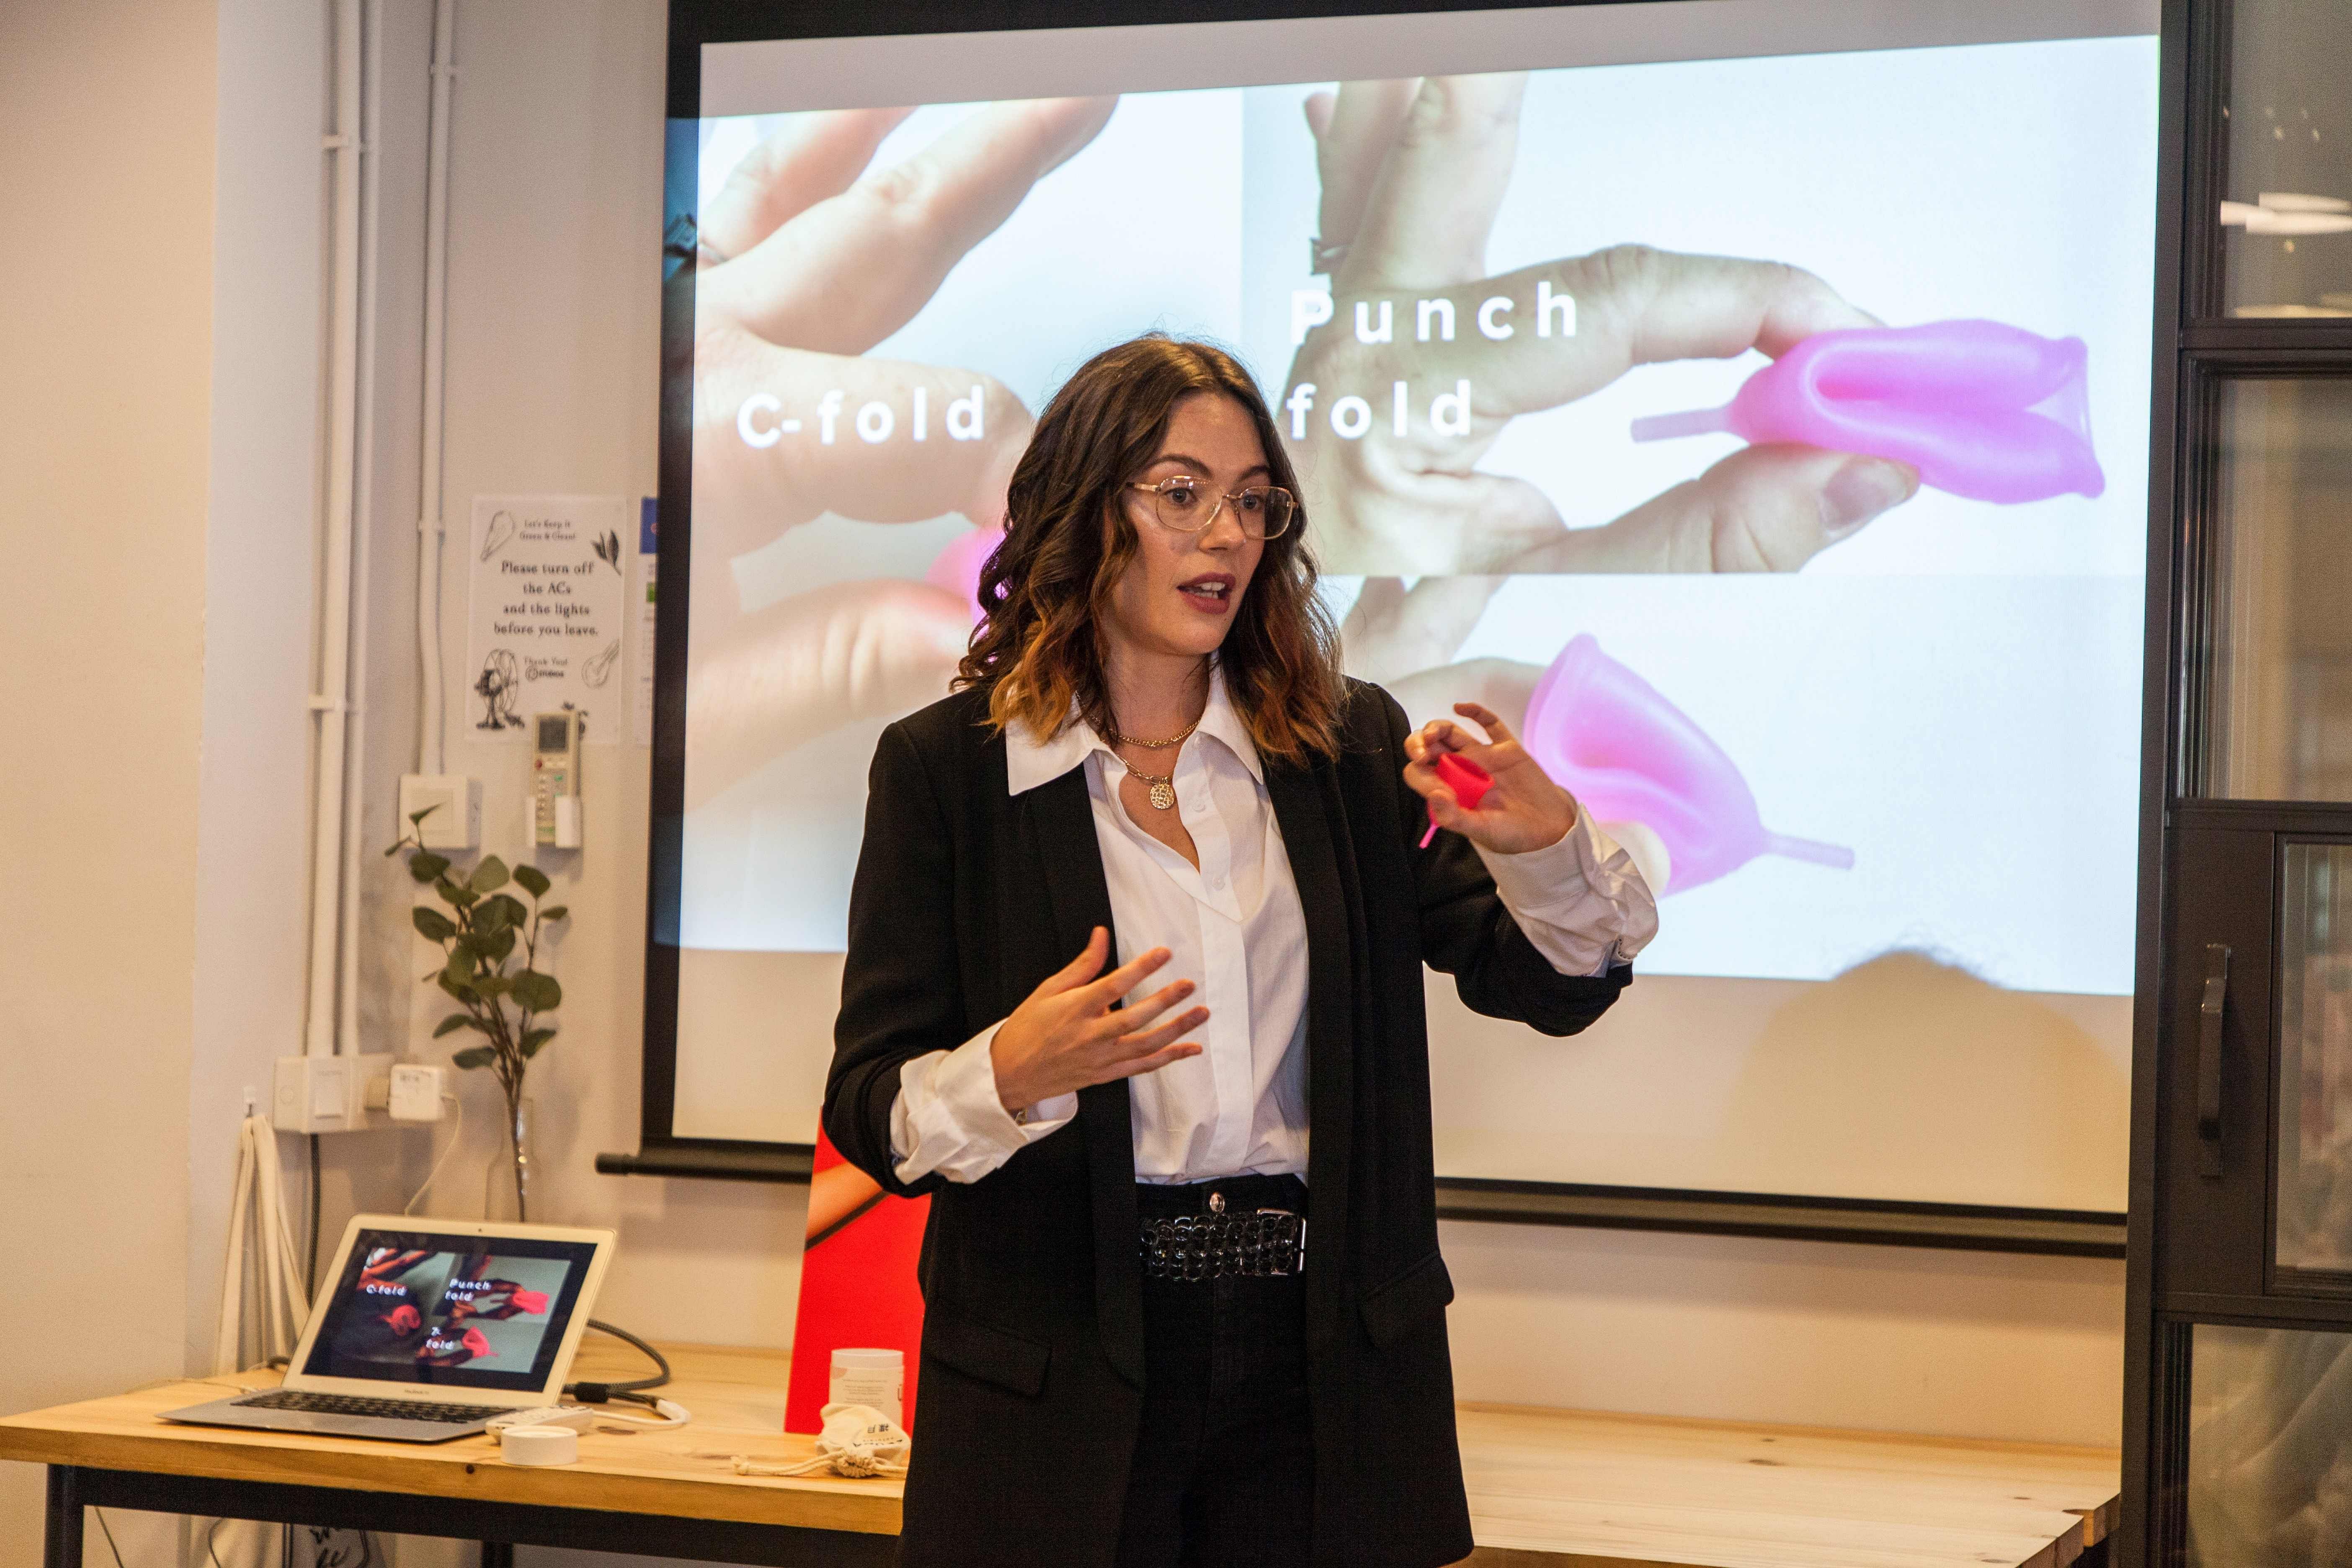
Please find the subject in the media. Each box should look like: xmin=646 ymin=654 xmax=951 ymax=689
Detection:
xmin=1 ymin=1342 xmax=2116 ymax=1568
xmin=1453 ymin=1405 xmax=2117 ymax=1568
xmin=1 ymin=1342 xmax=896 ymax=1567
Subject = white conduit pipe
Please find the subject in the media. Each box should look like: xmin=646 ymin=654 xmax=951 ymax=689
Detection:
xmin=417 ymin=0 xmax=456 ymax=775
xmin=336 ymin=0 xmax=385 ymax=1055
xmin=304 ymin=0 xmax=367 ymax=1058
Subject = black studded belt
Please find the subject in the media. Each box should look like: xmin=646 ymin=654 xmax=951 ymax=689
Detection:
xmin=1139 ymin=1200 xmax=1307 ymax=1281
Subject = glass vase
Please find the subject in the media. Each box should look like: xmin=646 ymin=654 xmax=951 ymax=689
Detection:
xmin=494 ymin=1093 xmax=534 ymax=1222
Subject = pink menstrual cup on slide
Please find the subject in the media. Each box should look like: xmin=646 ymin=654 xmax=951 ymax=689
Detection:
xmin=924 ymin=525 xmax=1006 ymax=622
xmin=1522 ymin=634 xmax=1852 ymax=894
xmin=1631 ymin=320 xmax=2104 ymax=504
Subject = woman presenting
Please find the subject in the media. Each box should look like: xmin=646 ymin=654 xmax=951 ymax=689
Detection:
xmin=825 ymin=334 xmax=1656 ymax=1568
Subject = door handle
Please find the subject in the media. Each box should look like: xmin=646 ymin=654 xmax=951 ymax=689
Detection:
xmin=2197 ymin=942 xmax=2230 ymax=1178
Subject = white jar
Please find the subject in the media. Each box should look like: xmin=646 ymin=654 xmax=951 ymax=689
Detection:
xmin=829 ymin=1347 xmax=905 ymax=1428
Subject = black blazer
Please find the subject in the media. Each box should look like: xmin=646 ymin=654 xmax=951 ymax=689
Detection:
xmin=825 ymin=679 xmax=1630 ymax=1568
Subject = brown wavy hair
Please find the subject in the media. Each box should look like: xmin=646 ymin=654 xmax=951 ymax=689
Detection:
xmin=956 ymin=334 xmax=1345 ymax=764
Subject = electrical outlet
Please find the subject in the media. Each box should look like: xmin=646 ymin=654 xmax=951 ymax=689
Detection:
xmin=274 ymin=1056 xmax=352 ymax=1133
xmin=272 ymin=1054 xmax=396 ymax=1134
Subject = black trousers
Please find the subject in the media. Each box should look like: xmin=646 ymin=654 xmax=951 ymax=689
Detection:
xmin=1114 ymin=1174 xmax=1315 ymax=1568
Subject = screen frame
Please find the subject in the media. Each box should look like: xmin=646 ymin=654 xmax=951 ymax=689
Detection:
xmin=283 ymin=1215 xmax=616 ymax=1408
xmin=612 ymin=0 xmax=2153 ymax=1258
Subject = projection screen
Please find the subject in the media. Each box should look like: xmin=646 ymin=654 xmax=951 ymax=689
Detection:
xmin=644 ymin=0 xmax=2159 ymax=1220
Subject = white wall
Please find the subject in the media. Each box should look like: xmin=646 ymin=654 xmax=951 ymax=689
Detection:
xmin=1 ymin=2 xmax=426 ymax=1561
xmin=0 ymin=0 xmax=218 ymax=1555
xmin=0 ymin=0 xmax=2125 ymax=1563
xmin=187 ymin=0 xmax=330 ymax=1389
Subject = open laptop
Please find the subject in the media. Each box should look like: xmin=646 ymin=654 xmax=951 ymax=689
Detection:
xmin=162 ymin=1215 xmax=615 ymax=1443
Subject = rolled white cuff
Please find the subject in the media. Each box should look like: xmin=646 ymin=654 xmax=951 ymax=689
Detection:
xmin=888 ymin=1023 xmax=1079 ymax=1185
xmin=1476 ymin=810 xmax=1660 ymax=977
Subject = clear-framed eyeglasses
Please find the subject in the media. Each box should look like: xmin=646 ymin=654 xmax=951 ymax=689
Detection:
xmin=1127 ymin=476 xmax=1298 ymax=540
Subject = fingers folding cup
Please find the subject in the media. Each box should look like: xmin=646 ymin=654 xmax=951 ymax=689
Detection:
xmin=1632 ymin=320 xmax=2104 ymax=504
xmin=1521 ymin=635 xmax=1850 ymax=894
xmin=1417 ymin=753 xmax=1493 ymax=848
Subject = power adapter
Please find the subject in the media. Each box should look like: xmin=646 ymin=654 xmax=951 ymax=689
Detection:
xmin=388 ymin=1063 xmax=449 ymax=1122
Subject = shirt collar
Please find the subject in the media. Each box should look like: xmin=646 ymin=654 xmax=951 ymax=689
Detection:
xmin=1003 ymin=664 xmax=1264 ymax=795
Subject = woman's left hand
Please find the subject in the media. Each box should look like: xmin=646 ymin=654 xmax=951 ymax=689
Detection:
xmin=1403 ymin=701 xmax=1579 ymax=854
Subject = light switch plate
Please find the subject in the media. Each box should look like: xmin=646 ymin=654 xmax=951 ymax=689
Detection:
xmin=399 ymin=774 xmax=481 ymax=850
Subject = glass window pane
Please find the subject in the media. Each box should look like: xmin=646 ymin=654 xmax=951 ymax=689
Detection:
xmin=2221 ymin=0 xmax=2352 ymax=318
xmin=2277 ymin=842 xmax=2352 ymax=1276
xmin=2188 ymin=1323 xmax=2352 ymax=1566
xmin=2194 ymin=379 xmax=2352 ymax=800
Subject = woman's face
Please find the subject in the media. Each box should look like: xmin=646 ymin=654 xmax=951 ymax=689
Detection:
xmin=1102 ymin=392 xmax=1270 ymax=669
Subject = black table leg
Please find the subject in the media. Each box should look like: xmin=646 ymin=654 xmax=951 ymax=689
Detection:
xmin=45 ymin=1467 xmax=83 ymax=1568
xmin=64 ymin=1465 xmax=896 ymax=1565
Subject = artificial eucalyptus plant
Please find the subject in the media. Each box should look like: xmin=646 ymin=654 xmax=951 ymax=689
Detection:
xmin=387 ymin=807 xmax=568 ymax=1218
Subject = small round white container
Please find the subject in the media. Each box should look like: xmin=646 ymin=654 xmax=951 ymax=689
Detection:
xmin=500 ymin=1424 xmax=579 ymax=1466
xmin=829 ymin=1347 xmax=905 ymax=1428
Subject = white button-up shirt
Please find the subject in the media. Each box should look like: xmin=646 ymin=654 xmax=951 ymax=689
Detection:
xmin=888 ymin=673 xmax=1657 ymax=1186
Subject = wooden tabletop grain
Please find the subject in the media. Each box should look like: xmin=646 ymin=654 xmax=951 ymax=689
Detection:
xmin=0 ymin=1341 xmax=2117 ymax=1567
xmin=1453 ymin=1402 xmax=2117 ymax=1568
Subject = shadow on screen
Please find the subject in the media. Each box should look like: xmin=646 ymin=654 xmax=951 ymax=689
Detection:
xmin=1716 ymin=950 xmax=2128 ymax=1207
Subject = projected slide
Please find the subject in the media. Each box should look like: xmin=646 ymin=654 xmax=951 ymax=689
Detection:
xmin=675 ymin=33 xmax=2153 ymax=1002
xmin=655 ymin=3 xmax=2155 ymax=1210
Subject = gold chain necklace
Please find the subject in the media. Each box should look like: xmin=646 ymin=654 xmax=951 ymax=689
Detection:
xmin=1117 ymin=757 xmax=1179 ymax=812
xmin=1106 ymin=717 xmax=1200 ymax=750
xmin=1106 ymin=717 xmax=1199 ymax=811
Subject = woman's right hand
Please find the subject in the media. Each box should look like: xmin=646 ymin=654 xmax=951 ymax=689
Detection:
xmin=990 ymin=927 xmax=1206 ymax=1114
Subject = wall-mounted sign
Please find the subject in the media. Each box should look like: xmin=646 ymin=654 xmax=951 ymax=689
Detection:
xmin=466 ymin=494 xmax=627 ymax=745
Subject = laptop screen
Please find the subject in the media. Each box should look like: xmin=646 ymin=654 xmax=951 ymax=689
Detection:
xmin=299 ymin=1228 xmax=601 ymax=1392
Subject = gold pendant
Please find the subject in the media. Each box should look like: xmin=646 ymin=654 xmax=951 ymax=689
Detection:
xmin=1149 ymin=780 xmax=1176 ymax=810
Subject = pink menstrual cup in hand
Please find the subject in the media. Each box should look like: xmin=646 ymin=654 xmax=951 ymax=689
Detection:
xmin=1522 ymin=634 xmax=1851 ymax=893
xmin=1418 ymin=753 xmax=1493 ymax=848
xmin=1631 ymin=320 xmax=2104 ymax=504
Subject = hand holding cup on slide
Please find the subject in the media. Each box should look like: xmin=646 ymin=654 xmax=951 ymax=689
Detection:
xmin=1287 ymin=73 xmax=1920 ymax=575
xmin=684 ymin=99 xmax=1115 ymax=809
xmin=1341 ymin=578 xmax=1666 ymax=890
xmin=1352 ymin=581 xmax=1849 ymax=896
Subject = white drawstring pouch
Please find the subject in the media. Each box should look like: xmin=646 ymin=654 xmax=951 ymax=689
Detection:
xmin=732 ymin=1402 xmax=911 ymax=1478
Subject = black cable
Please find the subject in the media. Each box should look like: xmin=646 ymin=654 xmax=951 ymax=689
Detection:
xmin=299 ymin=1524 xmax=374 ymax=1567
xmin=563 ymin=1318 xmax=671 ymax=1403
xmin=588 ymin=1318 xmax=671 ymax=1390
xmin=93 ymin=1508 xmax=126 ymax=1568
xmin=306 ymin=1134 xmax=322 ymax=1294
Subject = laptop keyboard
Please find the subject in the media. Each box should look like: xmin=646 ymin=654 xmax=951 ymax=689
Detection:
xmin=235 ymin=1389 xmax=493 ymax=1424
